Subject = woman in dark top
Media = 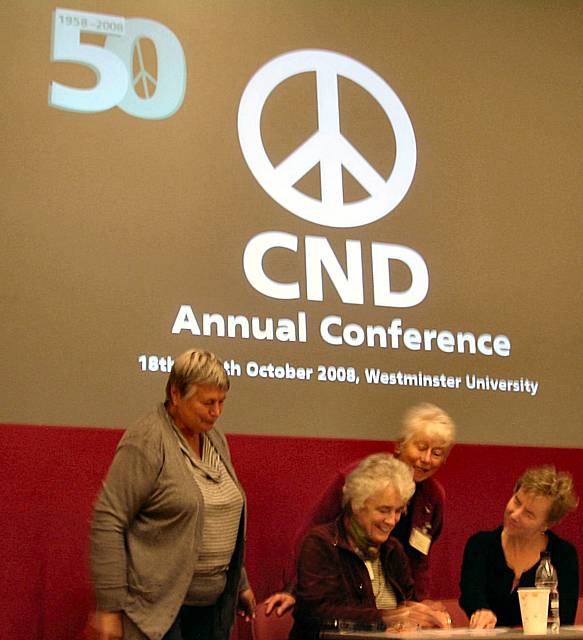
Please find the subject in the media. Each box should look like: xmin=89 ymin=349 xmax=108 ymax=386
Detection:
xmin=459 ymin=465 xmax=579 ymax=628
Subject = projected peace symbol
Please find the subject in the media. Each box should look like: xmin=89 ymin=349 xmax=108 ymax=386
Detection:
xmin=133 ymin=39 xmax=157 ymax=98
xmin=238 ymin=50 xmax=417 ymax=228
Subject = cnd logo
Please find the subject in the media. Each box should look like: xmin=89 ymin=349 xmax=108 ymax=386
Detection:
xmin=238 ymin=50 xmax=429 ymax=308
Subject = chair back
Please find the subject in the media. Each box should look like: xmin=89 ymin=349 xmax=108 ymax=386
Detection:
xmin=252 ymin=601 xmax=294 ymax=640
xmin=440 ymin=599 xmax=469 ymax=627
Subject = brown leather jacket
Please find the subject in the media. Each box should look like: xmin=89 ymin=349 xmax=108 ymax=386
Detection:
xmin=290 ymin=516 xmax=416 ymax=640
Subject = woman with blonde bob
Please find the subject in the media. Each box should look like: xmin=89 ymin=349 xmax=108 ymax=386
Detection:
xmin=290 ymin=454 xmax=451 ymax=640
xmin=460 ymin=465 xmax=579 ymax=629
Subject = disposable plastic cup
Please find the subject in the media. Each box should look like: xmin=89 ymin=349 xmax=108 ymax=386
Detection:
xmin=518 ymin=587 xmax=550 ymax=635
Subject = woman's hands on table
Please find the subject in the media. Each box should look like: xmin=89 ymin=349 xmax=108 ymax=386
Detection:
xmin=382 ymin=600 xmax=452 ymax=629
xmin=469 ymin=608 xmax=497 ymax=629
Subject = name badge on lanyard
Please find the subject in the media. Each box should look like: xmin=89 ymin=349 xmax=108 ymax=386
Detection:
xmin=409 ymin=527 xmax=432 ymax=555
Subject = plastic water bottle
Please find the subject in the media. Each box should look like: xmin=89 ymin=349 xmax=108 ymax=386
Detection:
xmin=535 ymin=551 xmax=560 ymax=633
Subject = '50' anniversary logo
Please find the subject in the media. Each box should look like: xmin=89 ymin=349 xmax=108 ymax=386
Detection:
xmin=49 ymin=8 xmax=186 ymax=120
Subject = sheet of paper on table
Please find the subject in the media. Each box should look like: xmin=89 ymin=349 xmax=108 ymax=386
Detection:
xmin=385 ymin=629 xmax=511 ymax=638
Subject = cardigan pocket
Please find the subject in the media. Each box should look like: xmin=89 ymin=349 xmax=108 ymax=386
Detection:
xmin=128 ymin=571 xmax=164 ymax=604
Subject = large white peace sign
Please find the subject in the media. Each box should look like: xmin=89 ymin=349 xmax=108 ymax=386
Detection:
xmin=238 ymin=49 xmax=417 ymax=228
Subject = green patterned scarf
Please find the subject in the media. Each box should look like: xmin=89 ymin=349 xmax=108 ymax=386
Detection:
xmin=344 ymin=511 xmax=380 ymax=560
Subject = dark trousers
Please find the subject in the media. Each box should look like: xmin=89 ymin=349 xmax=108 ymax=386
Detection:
xmin=162 ymin=605 xmax=216 ymax=640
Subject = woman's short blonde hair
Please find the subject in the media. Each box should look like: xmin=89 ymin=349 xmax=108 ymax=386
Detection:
xmin=342 ymin=453 xmax=415 ymax=512
xmin=165 ymin=348 xmax=230 ymax=401
xmin=514 ymin=465 xmax=579 ymax=525
xmin=399 ymin=402 xmax=456 ymax=450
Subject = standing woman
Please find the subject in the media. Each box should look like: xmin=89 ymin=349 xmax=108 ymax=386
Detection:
xmin=460 ymin=465 xmax=579 ymax=628
xmin=90 ymin=349 xmax=255 ymax=640
xmin=389 ymin=403 xmax=455 ymax=598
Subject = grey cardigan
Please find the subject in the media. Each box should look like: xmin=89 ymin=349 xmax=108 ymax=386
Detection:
xmin=90 ymin=404 xmax=249 ymax=640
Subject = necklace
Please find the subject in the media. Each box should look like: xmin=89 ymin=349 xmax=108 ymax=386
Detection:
xmin=366 ymin=557 xmax=397 ymax=609
xmin=367 ymin=558 xmax=383 ymax=597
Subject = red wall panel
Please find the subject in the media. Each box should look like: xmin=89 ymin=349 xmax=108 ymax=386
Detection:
xmin=1 ymin=423 xmax=582 ymax=640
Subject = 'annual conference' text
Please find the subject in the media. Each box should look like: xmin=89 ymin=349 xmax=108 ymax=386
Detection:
xmin=172 ymin=306 xmax=510 ymax=357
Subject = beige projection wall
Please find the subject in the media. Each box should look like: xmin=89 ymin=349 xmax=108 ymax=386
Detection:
xmin=2 ymin=1 xmax=582 ymax=446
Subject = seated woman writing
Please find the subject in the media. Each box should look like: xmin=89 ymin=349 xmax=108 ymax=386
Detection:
xmin=459 ymin=465 xmax=579 ymax=629
xmin=290 ymin=454 xmax=450 ymax=640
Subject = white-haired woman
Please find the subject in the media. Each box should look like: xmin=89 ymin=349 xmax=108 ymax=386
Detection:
xmin=265 ymin=403 xmax=455 ymax=615
xmin=90 ymin=349 xmax=255 ymax=640
xmin=289 ymin=454 xmax=450 ymax=640
xmin=390 ymin=403 xmax=456 ymax=597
